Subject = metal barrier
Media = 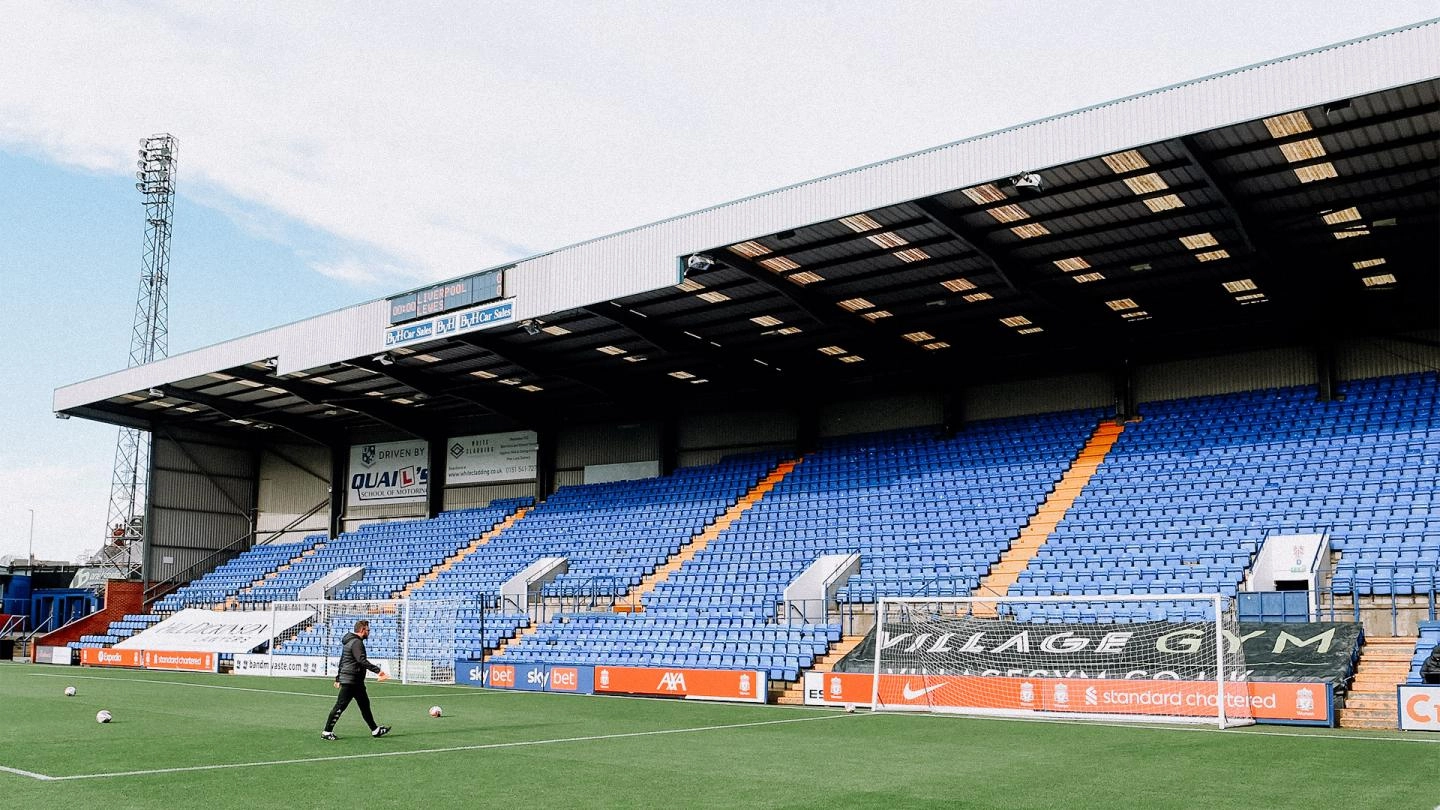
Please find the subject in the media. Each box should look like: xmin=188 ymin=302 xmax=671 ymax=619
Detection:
xmin=1317 ymin=587 xmax=1436 ymax=636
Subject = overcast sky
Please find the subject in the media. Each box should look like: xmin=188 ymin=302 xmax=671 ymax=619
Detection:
xmin=1 ymin=2 xmax=1435 ymax=563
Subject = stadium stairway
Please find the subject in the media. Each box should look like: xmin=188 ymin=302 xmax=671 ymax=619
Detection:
xmin=227 ymin=540 xmax=329 ymax=609
xmin=973 ymin=420 xmax=1125 ymax=609
xmin=774 ymin=634 xmax=866 ymax=705
xmin=614 ymin=458 xmax=801 ymax=614
xmin=1338 ymin=636 xmax=1417 ymax=729
xmin=487 ymin=617 xmax=541 ymax=660
xmin=399 ymin=506 xmax=532 ymax=600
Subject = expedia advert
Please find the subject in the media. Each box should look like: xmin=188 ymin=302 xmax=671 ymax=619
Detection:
xmin=348 ymin=440 xmax=429 ymax=505
xmin=835 ymin=620 xmax=1362 ymax=691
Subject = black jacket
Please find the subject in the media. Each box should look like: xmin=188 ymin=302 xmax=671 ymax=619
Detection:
xmin=1423 ymin=645 xmax=1440 ymax=681
xmin=336 ymin=632 xmax=382 ymax=684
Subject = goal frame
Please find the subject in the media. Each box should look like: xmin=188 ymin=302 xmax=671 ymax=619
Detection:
xmin=872 ymin=593 xmax=1251 ymax=729
xmin=260 ymin=598 xmax=464 ymax=685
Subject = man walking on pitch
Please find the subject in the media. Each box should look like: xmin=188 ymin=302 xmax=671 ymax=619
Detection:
xmin=322 ymin=619 xmax=391 ymax=740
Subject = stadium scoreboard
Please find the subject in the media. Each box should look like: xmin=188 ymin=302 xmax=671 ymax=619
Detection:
xmin=388 ymin=268 xmax=504 ymax=325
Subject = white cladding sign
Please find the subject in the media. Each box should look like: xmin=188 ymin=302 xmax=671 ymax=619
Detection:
xmin=447 ymin=431 xmax=538 ymax=484
xmin=113 ymin=609 xmax=315 ymax=652
xmin=349 ymin=439 xmax=429 ymax=505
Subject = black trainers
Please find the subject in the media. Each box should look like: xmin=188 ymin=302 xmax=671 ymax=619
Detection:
xmin=371 ymin=725 xmax=390 ymax=738
xmin=321 ymin=731 xmax=337 ymax=741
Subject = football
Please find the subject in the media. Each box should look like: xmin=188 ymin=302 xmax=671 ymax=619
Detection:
xmin=96 ymin=710 xmax=113 ymax=724
xmin=64 ymin=686 xmax=76 ymax=697
xmin=429 ymin=705 xmax=443 ymax=717
xmin=844 ymin=704 xmax=856 ymax=714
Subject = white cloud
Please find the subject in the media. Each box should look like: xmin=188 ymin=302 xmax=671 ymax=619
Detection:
xmin=1 ymin=2 xmax=1431 ymax=288
xmin=310 ymin=257 xmax=426 ymax=288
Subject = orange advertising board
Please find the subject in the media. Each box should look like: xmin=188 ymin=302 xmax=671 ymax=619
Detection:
xmin=595 ymin=666 xmax=766 ymax=703
xmin=805 ymin=671 xmax=1330 ymax=723
xmin=141 ymin=650 xmax=219 ymax=673
xmin=81 ymin=648 xmax=144 ymax=667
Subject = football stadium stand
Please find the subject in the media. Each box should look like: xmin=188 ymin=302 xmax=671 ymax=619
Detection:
xmin=153 ymin=537 xmax=322 ymax=612
xmin=415 ymin=453 xmax=783 ymax=604
xmin=491 ymin=410 xmax=1104 ymax=681
xmin=1012 ymin=372 xmax=1439 ymax=623
xmin=65 ymin=374 xmax=1436 ymax=717
xmin=242 ymin=500 xmax=532 ymax=604
xmin=1409 ymin=622 xmax=1440 ymax=683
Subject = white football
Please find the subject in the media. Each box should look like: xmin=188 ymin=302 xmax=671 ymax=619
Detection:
xmin=96 ymin=710 xmax=112 ymax=724
xmin=844 ymin=704 xmax=856 ymax=714
xmin=429 ymin=705 xmax=443 ymax=718
xmin=64 ymin=686 xmax=76 ymax=697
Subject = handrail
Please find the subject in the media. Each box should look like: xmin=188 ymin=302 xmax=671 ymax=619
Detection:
xmin=143 ymin=499 xmax=328 ymax=605
xmin=19 ymin=615 xmax=55 ymax=646
xmin=0 ymin=615 xmax=26 ymax=636
xmin=1314 ymin=585 xmax=1437 ymax=635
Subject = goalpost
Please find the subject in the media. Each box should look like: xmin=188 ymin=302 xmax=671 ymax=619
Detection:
xmin=262 ymin=599 xmax=464 ymax=685
xmin=871 ymin=595 xmax=1255 ymax=728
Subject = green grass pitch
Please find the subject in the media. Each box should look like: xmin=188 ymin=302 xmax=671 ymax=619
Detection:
xmin=0 ymin=663 xmax=1431 ymax=809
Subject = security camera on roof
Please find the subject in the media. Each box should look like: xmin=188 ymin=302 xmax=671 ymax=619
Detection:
xmin=1009 ymin=172 xmax=1044 ymax=196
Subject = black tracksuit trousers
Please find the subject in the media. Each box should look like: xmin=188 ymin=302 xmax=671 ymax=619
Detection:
xmin=325 ymin=681 xmax=377 ymax=732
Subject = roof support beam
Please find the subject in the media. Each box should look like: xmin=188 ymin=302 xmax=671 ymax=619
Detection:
xmin=742 ymin=215 xmax=934 ymax=257
xmin=715 ymin=253 xmax=924 ymax=365
xmin=998 ymin=203 xmax=1230 ymax=252
xmin=451 ymin=331 xmax=673 ymax=407
xmin=912 ymin=199 xmax=1024 ymax=296
xmin=971 ymin=181 xmax=1211 ymax=238
xmin=914 ymin=198 xmax=1121 ymax=341
xmin=967 ymin=159 xmax=1192 ymax=216
xmin=158 ymin=384 xmax=342 ymax=446
xmin=1177 ymin=137 xmax=1258 ymax=256
xmin=715 ymin=252 xmax=851 ymax=330
xmin=227 ymin=367 xmax=430 ymax=439
xmin=1202 ymin=102 xmax=1439 ymax=162
xmin=582 ymin=302 xmax=786 ymax=386
xmin=349 ymin=357 xmax=546 ymax=430
xmin=1226 ymin=131 xmax=1437 ymax=184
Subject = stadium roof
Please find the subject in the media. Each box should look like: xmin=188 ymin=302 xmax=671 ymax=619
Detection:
xmin=56 ymin=21 xmax=1440 ymax=444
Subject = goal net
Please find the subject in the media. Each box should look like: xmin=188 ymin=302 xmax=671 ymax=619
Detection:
xmin=871 ymin=595 xmax=1255 ymax=728
xmin=260 ymin=599 xmax=463 ymax=685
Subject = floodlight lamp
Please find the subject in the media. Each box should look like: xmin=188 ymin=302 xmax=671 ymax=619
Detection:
xmin=147 ymin=387 xmax=163 ymax=398
xmin=55 ymin=412 xmax=70 ymax=420
xmin=685 ymin=254 xmax=715 ymax=274
xmin=372 ymin=353 xmax=395 ymax=366
xmin=1008 ymin=172 xmax=1045 ymax=196
xmin=521 ymin=320 xmax=541 ymax=336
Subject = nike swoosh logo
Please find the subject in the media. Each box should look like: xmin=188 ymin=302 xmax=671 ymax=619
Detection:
xmin=902 ymin=683 xmax=944 ymax=701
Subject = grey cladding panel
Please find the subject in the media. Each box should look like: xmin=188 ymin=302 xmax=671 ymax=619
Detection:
xmin=1135 ymin=348 xmax=1317 ymax=403
xmin=678 ymin=411 xmax=798 ymax=450
xmin=819 ymin=394 xmax=942 ymax=438
xmin=557 ymin=422 xmax=661 ymax=468
xmin=964 ymin=374 xmax=1113 ymax=421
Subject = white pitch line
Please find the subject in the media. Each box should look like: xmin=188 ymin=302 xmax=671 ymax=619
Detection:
xmin=43 ymin=713 xmax=852 ymax=782
xmin=0 ymin=765 xmax=53 ymax=782
xmin=27 ymin=671 xmax=328 ymax=699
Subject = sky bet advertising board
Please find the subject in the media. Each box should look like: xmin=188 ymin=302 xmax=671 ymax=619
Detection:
xmin=348 ymin=439 xmax=429 ymax=506
xmin=455 ymin=660 xmax=595 ymax=694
